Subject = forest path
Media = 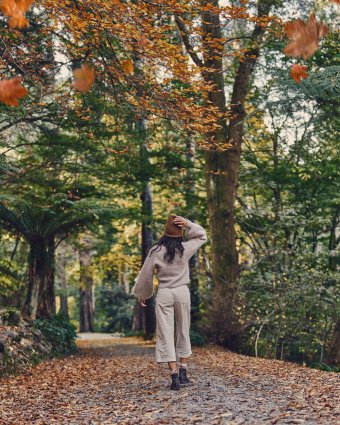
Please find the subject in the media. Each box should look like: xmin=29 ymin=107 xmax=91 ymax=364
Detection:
xmin=0 ymin=335 xmax=339 ymax=424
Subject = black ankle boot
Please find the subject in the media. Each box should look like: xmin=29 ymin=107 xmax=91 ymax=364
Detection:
xmin=170 ymin=372 xmax=181 ymax=390
xmin=179 ymin=367 xmax=190 ymax=385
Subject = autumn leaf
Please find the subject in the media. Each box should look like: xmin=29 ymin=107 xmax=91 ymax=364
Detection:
xmin=0 ymin=0 xmax=33 ymax=15
xmin=0 ymin=0 xmax=34 ymax=28
xmin=329 ymin=0 xmax=340 ymax=3
xmin=8 ymin=13 xmax=29 ymax=28
xmin=0 ymin=77 xmax=28 ymax=106
xmin=73 ymin=64 xmax=95 ymax=93
xmin=137 ymin=35 xmax=149 ymax=47
xmin=284 ymin=12 xmax=328 ymax=60
xmin=121 ymin=59 xmax=134 ymax=74
xmin=290 ymin=64 xmax=309 ymax=83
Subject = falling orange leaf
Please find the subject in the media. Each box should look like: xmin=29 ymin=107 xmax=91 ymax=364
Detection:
xmin=0 ymin=0 xmax=34 ymax=28
xmin=8 ymin=14 xmax=29 ymax=28
xmin=0 ymin=77 xmax=28 ymax=106
xmin=121 ymin=59 xmax=134 ymax=74
xmin=73 ymin=64 xmax=95 ymax=93
xmin=284 ymin=12 xmax=328 ymax=60
xmin=329 ymin=0 xmax=340 ymax=3
xmin=290 ymin=64 xmax=309 ymax=83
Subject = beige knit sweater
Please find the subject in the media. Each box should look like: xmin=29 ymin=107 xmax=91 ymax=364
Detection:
xmin=132 ymin=219 xmax=207 ymax=300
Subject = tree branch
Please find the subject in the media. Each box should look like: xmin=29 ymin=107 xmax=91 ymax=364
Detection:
xmin=174 ymin=14 xmax=204 ymax=68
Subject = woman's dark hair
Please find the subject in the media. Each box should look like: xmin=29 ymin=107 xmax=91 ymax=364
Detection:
xmin=148 ymin=235 xmax=184 ymax=264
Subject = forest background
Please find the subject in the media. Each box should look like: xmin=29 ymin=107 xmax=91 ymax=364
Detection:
xmin=0 ymin=0 xmax=339 ymax=369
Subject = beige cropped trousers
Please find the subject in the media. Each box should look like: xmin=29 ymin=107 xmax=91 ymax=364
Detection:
xmin=155 ymin=284 xmax=192 ymax=363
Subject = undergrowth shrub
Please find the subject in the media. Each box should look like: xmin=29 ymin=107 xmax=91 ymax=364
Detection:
xmin=34 ymin=313 xmax=77 ymax=355
xmin=190 ymin=328 xmax=207 ymax=347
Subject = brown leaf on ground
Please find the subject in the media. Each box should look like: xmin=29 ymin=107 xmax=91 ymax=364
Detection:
xmin=284 ymin=12 xmax=328 ymax=60
xmin=0 ymin=336 xmax=339 ymax=424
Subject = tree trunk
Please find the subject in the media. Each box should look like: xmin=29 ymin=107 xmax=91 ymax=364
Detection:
xmin=198 ymin=0 xmax=240 ymax=348
xmin=47 ymin=235 xmax=56 ymax=315
xmin=79 ymin=246 xmax=95 ymax=332
xmin=185 ymin=135 xmax=201 ymax=325
xmin=122 ymin=264 xmax=130 ymax=295
xmin=57 ymin=241 xmax=69 ymax=318
xmin=326 ymin=207 xmax=339 ymax=365
xmin=37 ymin=235 xmax=56 ymax=317
xmin=198 ymin=0 xmax=272 ymax=349
xmin=22 ymin=238 xmax=47 ymax=321
xmin=327 ymin=318 xmax=340 ymax=366
xmin=140 ymin=117 xmax=156 ymax=340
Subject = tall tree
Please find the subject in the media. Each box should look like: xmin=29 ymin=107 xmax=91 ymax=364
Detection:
xmin=185 ymin=135 xmax=201 ymax=326
xmin=139 ymin=122 xmax=156 ymax=340
xmin=175 ymin=0 xmax=273 ymax=347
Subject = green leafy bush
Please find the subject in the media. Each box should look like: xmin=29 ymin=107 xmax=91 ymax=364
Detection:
xmin=311 ymin=363 xmax=340 ymax=373
xmin=0 ymin=307 xmax=21 ymax=326
xmin=190 ymin=329 xmax=207 ymax=347
xmin=95 ymin=284 xmax=135 ymax=333
xmin=34 ymin=313 xmax=77 ymax=355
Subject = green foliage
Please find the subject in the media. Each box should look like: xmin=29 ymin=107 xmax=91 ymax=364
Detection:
xmin=0 ymin=258 xmax=22 ymax=297
xmin=240 ymin=248 xmax=339 ymax=364
xmin=0 ymin=155 xmax=18 ymax=179
xmin=238 ymin=54 xmax=340 ymax=365
xmin=190 ymin=328 xmax=207 ymax=347
xmin=0 ymin=308 xmax=21 ymax=326
xmin=311 ymin=362 xmax=340 ymax=373
xmin=34 ymin=314 xmax=77 ymax=355
xmin=273 ymin=65 xmax=340 ymax=103
xmin=95 ymin=284 xmax=135 ymax=333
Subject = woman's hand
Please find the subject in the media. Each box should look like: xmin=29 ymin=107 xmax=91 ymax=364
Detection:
xmin=139 ymin=298 xmax=147 ymax=307
xmin=173 ymin=216 xmax=188 ymax=228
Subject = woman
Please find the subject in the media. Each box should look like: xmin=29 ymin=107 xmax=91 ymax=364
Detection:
xmin=132 ymin=214 xmax=207 ymax=390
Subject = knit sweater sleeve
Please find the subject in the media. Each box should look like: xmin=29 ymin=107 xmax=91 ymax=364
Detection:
xmin=131 ymin=253 xmax=155 ymax=300
xmin=182 ymin=219 xmax=207 ymax=257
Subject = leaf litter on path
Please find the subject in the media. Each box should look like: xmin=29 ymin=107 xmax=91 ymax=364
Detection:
xmin=0 ymin=336 xmax=339 ymax=424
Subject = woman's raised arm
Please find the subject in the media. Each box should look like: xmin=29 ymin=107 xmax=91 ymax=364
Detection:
xmin=182 ymin=219 xmax=207 ymax=257
xmin=131 ymin=253 xmax=155 ymax=301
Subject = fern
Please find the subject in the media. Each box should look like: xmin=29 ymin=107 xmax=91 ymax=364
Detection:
xmin=279 ymin=65 xmax=340 ymax=101
xmin=0 ymin=259 xmax=19 ymax=281
xmin=0 ymin=152 xmax=19 ymax=178
xmin=269 ymin=65 xmax=340 ymax=106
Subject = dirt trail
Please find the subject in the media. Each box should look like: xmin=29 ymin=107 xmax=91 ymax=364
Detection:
xmin=0 ymin=336 xmax=339 ymax=424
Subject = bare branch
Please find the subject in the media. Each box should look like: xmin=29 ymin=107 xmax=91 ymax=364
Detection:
xmin=174 ymin=14 xmax=204 ymax=68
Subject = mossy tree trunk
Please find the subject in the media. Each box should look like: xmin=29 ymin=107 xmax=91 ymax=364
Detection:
xmin=177 ymin=0 xmax=272 ymax=348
